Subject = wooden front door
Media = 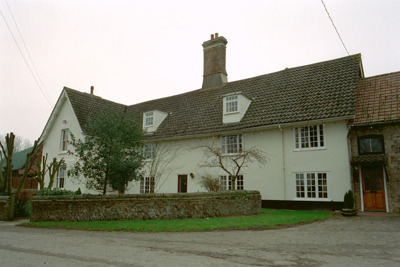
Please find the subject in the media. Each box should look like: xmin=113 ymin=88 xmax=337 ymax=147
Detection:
xmin=178 ymin=175 xmax=187 ymax=193
xmin=362 ymin=165 xmax=386 ymax=211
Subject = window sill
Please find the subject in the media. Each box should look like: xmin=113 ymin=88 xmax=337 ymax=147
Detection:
xmin=223 ymin=111 xmax=240 ymax=115
xmin=294 ymin=147 xmax=327 ymax=152
xmin=222 ymin=152 xmax=242 ymax=156
xmin=59 ymin=151 xmax=68 ymax=155
xmin=293 ymin=198 xmax=331 ymax=202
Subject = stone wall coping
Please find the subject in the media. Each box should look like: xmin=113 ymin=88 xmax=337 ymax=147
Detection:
xmin=32 ymin=190 xmax=260 ymax=201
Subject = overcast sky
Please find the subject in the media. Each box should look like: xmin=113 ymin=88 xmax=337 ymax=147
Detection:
xmin=1 ymin=0 xmax=400 ymax=143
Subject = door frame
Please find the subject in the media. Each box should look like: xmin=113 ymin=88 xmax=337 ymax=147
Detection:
xmin=177 ymin=174 xmax=188 ymax=193
xmin=359 ymin=165 xmax=389 ymax=212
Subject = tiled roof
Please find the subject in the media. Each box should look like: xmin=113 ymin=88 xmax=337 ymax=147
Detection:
xmin=353 ymin=71 xmax=400 ymax=125
xmin=65 ymin=54 xmax=362 ymax=140
xmin=351 ymin=154 xmax=386 ymax=164
xmin=66 ymin=88 xmax=127 ymax=135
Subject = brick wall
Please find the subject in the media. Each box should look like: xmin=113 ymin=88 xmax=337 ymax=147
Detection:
xmin=350 ymin=123 xmax=400 ymax=213
xmin=0 ymin=196 xmax=9 ymax=221
xmin=30 ymin=190 xmax=261 ymax=222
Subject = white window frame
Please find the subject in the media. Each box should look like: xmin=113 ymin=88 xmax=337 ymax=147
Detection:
xmin=221 ymin=134 xmax=243 ymax=155
xmin=294 ymin=125 xmax=325 ymax=150
xmin=56 ymin=165 xmax=66 ymax=189
xmin=61 ymin=129 xmax=69 ymax=152
xmin=295 ymin=172 xmax=328 ymax=200
xmin=224 ymin=95 xmax=239 ymax=114
xmin=143 ymin=144 xmax=154 ymax=161
xmin=140 ymin=177 xmax=155 ymax=193
xmin=220 ymin=175 xmax=244 ymax=190
xmin=144 ymin=112 xmax=154 ymax=127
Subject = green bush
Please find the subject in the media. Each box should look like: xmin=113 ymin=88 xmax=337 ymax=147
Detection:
xmin=14 ymin=199 xmax=31 ymax=217
xmin=37 ymin=188 xmax=82 ymax=196
xmin=343 ymin=190 xmax=355 ymax=209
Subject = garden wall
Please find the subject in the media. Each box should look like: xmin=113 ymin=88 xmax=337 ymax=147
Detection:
xmin=30 ymin=190 xmax=261 ymax=222
xmin=0 ymin=196 xmax=9 ymax=221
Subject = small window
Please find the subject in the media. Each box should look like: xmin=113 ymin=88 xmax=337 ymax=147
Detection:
xmin=57 ymin=165 xmax=66 ymax=188
xmin=143 ymin=144 xmax=154 ymax=160
xmin=221 ymin=134 xmax=243 ymax=155
xmin=144 ymin=112 xmax=154 ymax=127
xmin=140 ymin=177 xmax=155 ymax=193
xmin=224 ymin=95 xmax=238 ymax=113
xmin=295 ymin=125 xmax=325 ymax=150
xmin=61 ymin=129 xmax=69 ymax=152
xmin=220 ymin=175 xmax=244 ymax=190
xmin=358 ymin=136 xmax=384 ymax=155
xmin=295 ymin=172 xmax=327 ymax=199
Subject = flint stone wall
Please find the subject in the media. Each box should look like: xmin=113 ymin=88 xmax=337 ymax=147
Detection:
xmin=0 ymin=196 xmax=9 ymax=221
xmin=30 ymin=190 xmax=261 ymax=222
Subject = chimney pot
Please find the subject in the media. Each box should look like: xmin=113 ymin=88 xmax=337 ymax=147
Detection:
xmin=90 ymin=86 xmax=94 ymax=94
xmin=215 ymin=33 xmax=218 ymax=38
xmin=211 ymin=34 xmax=214 ymax=40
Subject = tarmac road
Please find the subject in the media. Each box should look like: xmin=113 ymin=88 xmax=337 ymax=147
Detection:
xmin=0 ymin=213 xmax=399 ymax=266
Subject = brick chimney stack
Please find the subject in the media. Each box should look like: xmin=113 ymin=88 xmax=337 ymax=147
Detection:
xmin=90 ymin=86 xmax=94 ymax=94
xmin=202 ymin=33 xmax=228 ymax=89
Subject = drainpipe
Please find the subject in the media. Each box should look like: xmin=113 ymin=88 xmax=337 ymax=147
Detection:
xmin=279 ymin=124 xmax=286 ymax=200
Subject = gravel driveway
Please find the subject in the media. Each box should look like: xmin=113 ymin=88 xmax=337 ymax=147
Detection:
xmin=0 ymin=213 xmax=399 ymax=266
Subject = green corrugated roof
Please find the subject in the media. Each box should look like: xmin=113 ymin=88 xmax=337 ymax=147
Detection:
xmin=1 ymin=147 xmax=33 ymax=171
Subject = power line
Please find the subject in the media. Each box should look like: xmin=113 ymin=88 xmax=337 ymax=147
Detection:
xmin=5 ymin=0 xmax=53 ymax=102
xmin=321 ymin=0 xmax=350 ymax=56
xmin=0 ymin=6 xmax=53 ymax=106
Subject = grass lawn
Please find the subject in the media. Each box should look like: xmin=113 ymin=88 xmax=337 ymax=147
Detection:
xmin=22 ymin=209 xmax=332 ymax=232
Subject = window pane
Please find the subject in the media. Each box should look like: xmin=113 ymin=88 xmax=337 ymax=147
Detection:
xmin=301 ymin=127 xmax=309 ymax=148
xmin=222 ymin=134 xmax=242 ymax=154
xmin=317 ymin=173 xmax=328 ymax=198
xmin=370 ymin=138 xmax=383 ymax=153
xmin=225 ymin=95 xmax=238 ymax=113
xmin=220 ymin=176 xmax=227 ymax=190
xmin=296 ymin=174 xmax=305 ymax=198
xmin=236 ymin=175 xmax=244 ymax=190
xmin=310 ymin=126 xmax=318 ymax=147
xmin=307 ymin=173 xmax=316 ymax=198
xmin=319 ymin=125 xmax=324 ymax=147
xmin=359 ymin=137 xmax=383 ymax=154
xmin=140 ymin=178 xmax=144 ymax=193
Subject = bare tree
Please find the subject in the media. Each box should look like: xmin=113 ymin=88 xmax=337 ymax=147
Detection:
xmin=142 ymin=142 xmax=181 ymax=193
xmin=34 ymin=153 xmax=65 ymax=190
xmin=197 ymin=173 xmax=221 ymax=192
xmin=0 ymin=134 xmax=32 ymax=156
xmin=0 ymin=132 xmax=41 ymax=220
xmin=198 ymin=142 xmax=268 ymax=190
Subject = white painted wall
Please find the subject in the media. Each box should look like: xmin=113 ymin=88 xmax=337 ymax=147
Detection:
xmin=127 ymin=120 xmax=352 ymax=202
xmin=41 ymin=95 xmax=87 ymax=193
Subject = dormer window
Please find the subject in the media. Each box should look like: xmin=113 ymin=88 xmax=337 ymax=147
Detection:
xmin=144 ymin=112 xmax=154 ymax=127
xmin=222 ymin=93 xmax=251 ymax=124
xmin=142 ymin=110 xmax=168 ymax=132
xmin=224 ymin=95 xmax=238 ymax=114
